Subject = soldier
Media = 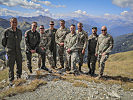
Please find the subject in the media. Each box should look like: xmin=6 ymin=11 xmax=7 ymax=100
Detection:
xmin=64 ymin=24 xmax=79 ymax=75
xmin=25 ymin=22 xmax=51 ymax=73
xmin=2 ymin=17 xmax=22 ymax=86
xmin=55 ymin=20 xmax=70 ymax=70
xmin=76 ymin=23 xmax=88 ymax=72
xmin=39 ymin=25 xmax=55 ymax=69
xmin=95 ymin=26 xmax=114 ymax=79
xmin=87 ymin=27 xmax=98 ymax=76
xmin=45 ymin=21 xmax=57 ymax=68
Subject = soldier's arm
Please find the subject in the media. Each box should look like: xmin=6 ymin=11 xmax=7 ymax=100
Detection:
xmin=20 ymin=30 xmax=22 ymax=42
xmin=35 ymin=32 xmax=40 ymax=50
xmin=2 ymin=30 xmax=7 ymax=47
xmin=70 ymin=36 xmax=78 ymax=51
xmin=105 ymin=36 xmax=114 ymax=54
xmin=95 ymin=39 xmax=99 ymax=55
xmin=25 ymin=31 xmax=32 ymax=50
xmin=64 ymin=36 xmax=68 ymax=50
xmin=55 ymin=30 xmax=60 ymax=45
xmin=83 ymin=32 xmax=88 ymax=50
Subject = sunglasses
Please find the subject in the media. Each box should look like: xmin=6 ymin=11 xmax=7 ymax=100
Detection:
xmin=50 ymin=24 xmax=54 ymax=25
xmin=101 ymin=30 xmax=106 ymax=31
xmin=40 ymin=28 xmax=44 ymax=29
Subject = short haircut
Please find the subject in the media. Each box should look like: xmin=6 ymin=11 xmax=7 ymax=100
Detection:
xmin=10 ymin=17 xmax=17 ymax=22
xmin=60 ymin=19 xmax=65 ymax=23
xmin=50 ymin=21 xmax=54 ymax=24
xmin=71 ymin=24 xmax=75 ymax=27
xmin=32 ymin=21 xmax=37 ymax=25
xmin=78 ymin=22 xmax=83 ymax=26
xmin=40 ymin=25 xmax=44 ymax=27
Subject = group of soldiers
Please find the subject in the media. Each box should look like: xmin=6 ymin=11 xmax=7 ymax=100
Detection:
xmin=1 ymin=17 xmax=114 ymax=86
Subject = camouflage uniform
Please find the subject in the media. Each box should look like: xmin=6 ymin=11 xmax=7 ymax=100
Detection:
xmin=64 ymin=32 xmax=79 ymax=72
xmin=25 ymin=29 xmax=44 ymax=71
xmin=76 ymin=30 xmax=88 ymax=70
xmin=88 ymin=34 xmax=98 ymax=75
xmin=38 ymin=31 xmax=55 ymax=67
xmin=2 ymin=27 xmax=22 ymax=82
xmin=55 ymin=27 xmax=70 ymax=68
xmin=96 ymin=33 xmax=114 ymax=76
xmin=45 ymin=28 xmax=57 ymax=67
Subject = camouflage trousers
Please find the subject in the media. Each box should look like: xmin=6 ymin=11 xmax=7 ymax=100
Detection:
xmin=57 ymin=46 xmax=68 ymax=68
xmin=87 ymin=53 xmax=97 ymax=75
xmin=97 ymin=54 xmax=109 ymax=76
xmin=38 ymin=49 xmax=55 ymax=68
xmin=26 ymin=48 xmax=45 ymax=70
xmin=66 ymin=51 xmax=79 ymax=72
xmin=78 ymin=49 xmax=84 ymax=67
xmin=7 ymin=51 xmax=22 ymax=82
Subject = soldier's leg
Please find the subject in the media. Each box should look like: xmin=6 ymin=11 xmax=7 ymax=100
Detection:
xmin=7 ymin=53 xmax=15 ymax=82
xmin=26 ymin=51 xmax=32 ymax=73
xmin=58 ymin=47 xmax=64 ymax=68
xmin=66 ymin=52 xmax=71 ymax=71
xmin=53 ymin=45 xmax=57 ymax=67
xmin=78 ymin=50 xmax=82 ymax=71
xmin=41 ymin=52 xmax=46 ymax=67
xmin=99 ymin=55 xmax=109 ymax=77
xmin=38 ymin=54 xmax=41 ymax=68
xmin=71 ymin=52 xmax=78 ymax=73
xmin=16 ymin=53 xmax=22 ymax=79
xmin=90 ymin=55 xmax=97 ymax=75
xmin=87 ymin=54 xmax=91 ymax=74
xmin=46 ymin=50 xmax=55 ymax=68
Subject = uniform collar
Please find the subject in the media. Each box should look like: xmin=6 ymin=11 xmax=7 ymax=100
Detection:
xmin=9 ymin=27 xmax=18 ymax=32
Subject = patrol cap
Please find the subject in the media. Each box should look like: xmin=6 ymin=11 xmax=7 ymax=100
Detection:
xmin=92 ymin=27 xmax=97 ymax=29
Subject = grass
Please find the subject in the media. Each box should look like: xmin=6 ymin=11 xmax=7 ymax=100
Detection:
xmin=0 ymin=79 xmax=47 ymax=99
xmin=73 ymin=81 xmax=88 ymax=88
xmin=0 ymin=50 xmax=133 ymax=98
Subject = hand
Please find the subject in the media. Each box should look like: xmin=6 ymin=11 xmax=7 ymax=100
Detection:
xmin=102 ymin=52 xmax=106 ymax=56
xmin=30 ymin=50 xmax=36 ymax=53
xmin=60 ymin=42 xmax=64 ymax=46
xmin=95 ymin=53 xmax=98 ymax=57
xmin=41 ymin=47 xmax=45 ymax=50
xmin=67 ymin=48 xmax=71 ymax=53
xmin=82 ymin=49 xmax=85 ymax=54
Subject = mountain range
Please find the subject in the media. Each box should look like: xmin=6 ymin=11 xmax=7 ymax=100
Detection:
xmin=0 ymin=15 xmax=133 ymax=54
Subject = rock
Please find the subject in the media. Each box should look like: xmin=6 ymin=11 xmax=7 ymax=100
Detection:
xmin=108 ymin=90 xmax=121 ymax=98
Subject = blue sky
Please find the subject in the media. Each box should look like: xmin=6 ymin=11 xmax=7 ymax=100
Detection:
xmin=0 ymin=0 xmax=132 ymax=22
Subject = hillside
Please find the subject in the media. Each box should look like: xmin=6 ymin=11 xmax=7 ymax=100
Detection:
xmin=112 ymin=33 xmax=133 ymax=54
xmin=0 ymin=50 xmax=133 ymax=99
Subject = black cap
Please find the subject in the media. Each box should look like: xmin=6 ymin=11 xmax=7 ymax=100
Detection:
xmin=92 ymin=27 xmax=97 ymax=29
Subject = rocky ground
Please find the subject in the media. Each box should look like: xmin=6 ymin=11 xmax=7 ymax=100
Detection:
xmin=1 ymin=68 xmax=133 ymax=100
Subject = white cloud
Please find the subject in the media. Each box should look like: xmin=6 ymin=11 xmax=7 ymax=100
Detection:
xmin=0 ymin=8 xmax=50 ymax=17
xmin=121 ymin=11 xmax=128 ymax=15
xmin=0 ymin=0 xmax=49 ymax=12
xmin=112 ymin=0 xmax=133 ymax=9
xmin=74 ymin=10 xmax=87 ymax=15
xmin=32 ymin=0 xmax=66 ymax=8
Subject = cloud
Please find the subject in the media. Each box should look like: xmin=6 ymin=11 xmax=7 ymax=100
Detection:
xmin=112 ymin=0 xmax=133 ymax=9
xmin=0 ymin=8 xmax=50 ymax=17
xmin=0 ymin=0 xmax=49 ymax=12
xmin=74 ymin=10 xmax=87 ymax=15
xmin=121 ymin=11 xmax=128 ymax=15
xmin=32 ymin=0 xmax=66 ymax=8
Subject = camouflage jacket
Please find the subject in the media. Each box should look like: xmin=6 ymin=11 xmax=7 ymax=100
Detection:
xmin=76 ymin=30 xmax=88 ymax=50
xmin=64 ymin=32 xmax=79 ymax=52
xmin=25 ymin=29 xmax=40 ymax=50
xmin=2 ymin=27 xmax=22 ymax=53
xmin=45 ymin=28 xmax=57 ymax=51
xmin=55 ymin=27 xmax=70 ymax=45
xmin=96 ymin=33 xmax=114 ymax=55
xmin=88 ymin=34 xmax=98 ymax=54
